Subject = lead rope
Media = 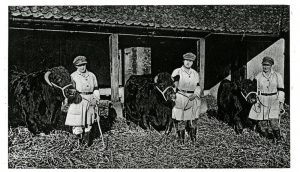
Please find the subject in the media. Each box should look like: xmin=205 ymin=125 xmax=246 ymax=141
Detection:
xmin=177 ymin=91 xmax=191 ymax=110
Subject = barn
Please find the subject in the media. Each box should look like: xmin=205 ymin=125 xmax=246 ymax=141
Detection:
xmin=9 ymin=5 xmax=290 ymax=119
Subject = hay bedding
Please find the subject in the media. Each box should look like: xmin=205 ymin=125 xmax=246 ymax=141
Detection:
xmin=8 ymin=96 xmax=290 ymax=168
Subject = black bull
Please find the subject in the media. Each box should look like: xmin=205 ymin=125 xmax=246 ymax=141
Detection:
xmin=124 ymin=73 xmax=176 ymax=132
xmin=9 ymin=66 xmax=81 ymax=134
xmin=217 ymin=79 xmax=257 ymax=134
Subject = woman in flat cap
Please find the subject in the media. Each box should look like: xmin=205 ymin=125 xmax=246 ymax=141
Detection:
xmin=65 ymin=55 xmax=99 ymax=146
xmin=171 ymin=52 xmax=202 ymax=144
xmin=249 ymin=56 xmax=285 ymax=142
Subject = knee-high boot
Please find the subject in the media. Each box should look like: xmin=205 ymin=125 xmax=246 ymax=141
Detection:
xmin=190 ymin=128 xmax=195 ymax=143
xmin=177 ymin=130 xmax=181 ymax=140
xmin=82 ymin=131 xmax=91 ymax=146
xmin=76 ymin=133 xmax=83 ymax=147
xmin=193 ymin=128 xmax=197 ymax=142
xmin=180 ymin=130 xmax=185 ymax=144
xmin=273 ymin=129 xmax=282 ymax=141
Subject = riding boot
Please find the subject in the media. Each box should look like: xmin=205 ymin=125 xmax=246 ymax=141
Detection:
xmin=193 ymin=128 xmax=197 ymax=142
xmin=83 ymin=132 xmax=91 ymax=147
xmin=273 ymin=130 xmax=282 ymax=141
xmin=180 ymin=130 xmax=185 ymax=144
xmin=76 ymin=134 xmax=83 ymax=147
xmin=190 ymin=128 xmax=197 ymax=143
xmin=177 ymin=130 xmax=181 ymax=140
xmin=189 ymin=128 xmax=194 ymax=143
xmin=260 ymin=131 xmax=268 ymax=138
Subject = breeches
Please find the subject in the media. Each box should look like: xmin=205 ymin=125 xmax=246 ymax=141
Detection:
xmin=174 ymin=119 xmax=198 ymax=131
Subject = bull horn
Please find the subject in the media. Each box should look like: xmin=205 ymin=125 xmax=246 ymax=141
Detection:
xmin=154 ymin=75 xmax=158 ymax=83
xmin=249 ymin=75 xmax=255 ymax=81
xmin=44 ymin=71 xmax=53 ymax=86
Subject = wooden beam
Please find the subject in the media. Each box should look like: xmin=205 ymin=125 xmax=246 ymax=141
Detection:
xmin=118 ymin=49 xmax=123 ymax=86
xmin=197 ymin=38 xmax=205 ymax=91
xmin=109 ymin=34 xmax=124 ymax=119
xmin=109 ymin=34 xmax=119 ymax=102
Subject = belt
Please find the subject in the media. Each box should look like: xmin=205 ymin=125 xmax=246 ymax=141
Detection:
xmin=261 ymin=92 xmax=277 ymax=96
xmin=80 ymin=92 xmax=93 ymax=95
xmin=178 ymin=89 xmax=194 ymax=94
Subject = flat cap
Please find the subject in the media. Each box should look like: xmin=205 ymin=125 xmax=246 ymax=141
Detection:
xmin=183 ymin=52 xmax=196 ymax=61
xmin=73 ymin=56 xmax=87 ymax=66
xmin=262 ymin=56 xmax=274 ymax=65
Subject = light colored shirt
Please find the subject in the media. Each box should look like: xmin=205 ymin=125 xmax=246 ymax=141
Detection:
xmin=171 ymin=66 xmax=201 ymax=120
xmin=71 ymin=70 xmax=98 ymax=93
xmin=248 ymin=69 xmax=285 ymax=120
xmin=256 ymin=69 xmax=285 ymax=103
xmin=171 ymin=66 xmax=201 ymax=97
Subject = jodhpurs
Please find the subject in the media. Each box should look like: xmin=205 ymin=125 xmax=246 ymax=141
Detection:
xmin=174 ymin=118 xmax=198 ymax=131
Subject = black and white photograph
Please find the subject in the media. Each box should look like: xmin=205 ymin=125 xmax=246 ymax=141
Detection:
xmin=3 ymin=2 xmax=297 ymax=169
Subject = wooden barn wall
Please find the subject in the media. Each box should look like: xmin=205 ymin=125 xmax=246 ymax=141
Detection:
xmin=205 ymin=34 xmax=246 ymax=98
xmin=119 ymin=36 xmax=198 ymax=80
xmin=9 ymin=29 xmax=111 ymax=87
xmin=123 ymin=47 xmax=151 ymax=84
xmin=247 ymin=39 xmax=284 ymax=79
xmin=151 ymin=38 xmax=197 ymax=76
xmin=205 ymin=35 xmax=287 ymax=100
xmin=247 ymin=38 xmax=289 ymax=104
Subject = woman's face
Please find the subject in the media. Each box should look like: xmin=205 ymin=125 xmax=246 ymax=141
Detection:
xmin=76 ymin=64 xmax=87 ymax=73
xmin=262 ymin=64 xmax=272 ymax=73
xmin=183 ymin=60 xmax=193 ymax=69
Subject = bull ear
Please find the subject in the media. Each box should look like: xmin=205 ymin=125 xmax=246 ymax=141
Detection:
xmin=44 ymin=71 xmax=53 ymax=86
xmin=231 ymin=82 xmax=238 ymax=91
xmin=249 ymin=75 xmax=255 ymax=81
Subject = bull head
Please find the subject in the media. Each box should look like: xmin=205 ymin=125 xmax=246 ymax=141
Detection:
xmin=239 ymin=79 xmax=257 ymax=104
xmin=44 ymin=67 xmax=81 ymax=104
xmin=154 ymin=73 xmax=176 ymax=103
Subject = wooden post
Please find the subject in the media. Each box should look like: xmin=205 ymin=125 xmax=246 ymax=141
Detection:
xmin=109 ymin=34 xmax=123 ymax=119
xmin=109 ymin=34 xmax=119 ymax=102
xmin=118 ymin=49 xmax=123 ymax=86
xmin=197 ymin=38 xmax=205 ymax=91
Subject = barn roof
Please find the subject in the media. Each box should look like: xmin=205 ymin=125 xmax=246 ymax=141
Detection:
xmin=9 ymin=5 xmax=289 ymax=35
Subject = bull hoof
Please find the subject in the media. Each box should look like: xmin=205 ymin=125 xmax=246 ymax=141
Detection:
xmin=234 ymin=126 xmax=243 ymax=135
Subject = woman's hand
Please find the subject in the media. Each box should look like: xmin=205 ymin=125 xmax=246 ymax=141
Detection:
xmin=279 ymin=102 xmax=284 ymax=111
xmin=189 ymin=94 xmax=198 ymax=101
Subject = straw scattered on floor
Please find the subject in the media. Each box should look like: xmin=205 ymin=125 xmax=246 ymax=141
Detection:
xmin=8 ymin=96 xmax=290 ymax=168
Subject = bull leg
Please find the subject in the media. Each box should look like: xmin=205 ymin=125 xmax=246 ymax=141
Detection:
xmin=21 ymin=106 xmax=40 ymax=135
xmin=233 ymin=113 xmax=243 ymax=134
xmin=165 ymin=118 xmax=174 ymax=135
xmin=141 ymin=113 xmax=150 ymax=130
xmin=50 ymin=101 xmax=62 ymax=128
xmin=25 ymin=114 xmax=40 ymax=135
xmin=125 ymin=104 xmax=142 ymax=130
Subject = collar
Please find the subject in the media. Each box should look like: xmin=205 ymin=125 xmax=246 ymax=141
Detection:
xmin=262 ymin=69 xmax=274 ymax=79
xmin=76 ymin=70 xmax=90 ymax=78
xmin=181 ymin=66 xmax=192 ymax=75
